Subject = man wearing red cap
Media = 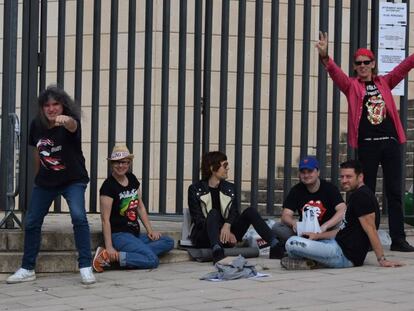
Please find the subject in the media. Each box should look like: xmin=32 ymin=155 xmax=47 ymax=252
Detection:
xmin=316 ymin=31 xmax=414 ymax=252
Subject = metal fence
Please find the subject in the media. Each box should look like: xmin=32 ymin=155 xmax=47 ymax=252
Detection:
xmin=0 ymin=0 xmax=412 ymax=223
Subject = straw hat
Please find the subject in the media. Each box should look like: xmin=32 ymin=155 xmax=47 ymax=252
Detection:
xmin=107 ymin=145 xmax=134 ymax=161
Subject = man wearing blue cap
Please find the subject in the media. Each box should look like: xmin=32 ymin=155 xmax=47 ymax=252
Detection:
xmin=271 ymin=156 xmax=346 ymax=257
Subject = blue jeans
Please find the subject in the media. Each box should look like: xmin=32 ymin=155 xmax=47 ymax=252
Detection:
xmin=286 ymin=236 xmax=354 ymax=268
xmin=22 ymin=183 xmax=92 ymax=270
xmin=112 ymin=232 xmax=174 ymax=269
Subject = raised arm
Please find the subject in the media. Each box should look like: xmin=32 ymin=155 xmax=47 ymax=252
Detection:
xmin=315 ymin=31 xmax=352 ymax=94
xmin=315 ymin=31 xmax=329 ymax=65
xmin=383 ymin=53 xmax=414 ymax=90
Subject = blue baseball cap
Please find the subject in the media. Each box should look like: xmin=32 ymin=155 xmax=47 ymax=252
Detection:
xmin=299 ymin=156 xmax=319 ymax=171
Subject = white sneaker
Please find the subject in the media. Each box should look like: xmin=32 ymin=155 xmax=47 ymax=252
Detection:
xmin=80 ymin=267 xmax=96 ymax=285
xmin=6 ymin=268 xmax=36 ymax=284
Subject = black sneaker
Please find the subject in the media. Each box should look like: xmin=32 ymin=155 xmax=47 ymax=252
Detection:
xmin=269 ymin=243 xmax=285 ymax=259
xmin=212 ymin=246 xmax=225 ymax=263
xmin=390 ymin=239 xmax=414 ymax=252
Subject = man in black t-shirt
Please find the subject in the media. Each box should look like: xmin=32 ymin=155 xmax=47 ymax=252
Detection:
xmin=272 ymin=156 xmax=346 ymax=250
xmin=281 ymin=160 xmax=403 ymax=269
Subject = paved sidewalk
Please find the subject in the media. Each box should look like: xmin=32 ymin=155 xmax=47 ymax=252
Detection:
xmin=1 ymin=240 xmax=414 ymax=311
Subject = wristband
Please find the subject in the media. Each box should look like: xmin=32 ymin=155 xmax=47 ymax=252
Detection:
xmin=377 ymin=255 xmax=386 ymax=262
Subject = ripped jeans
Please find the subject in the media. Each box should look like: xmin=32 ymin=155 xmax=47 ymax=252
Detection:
xmin=285 ymin=236 xmax=354 ymax=268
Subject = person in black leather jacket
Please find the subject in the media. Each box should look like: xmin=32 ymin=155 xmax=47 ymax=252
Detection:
xmin=188 ymin=151 xmax=283 ymax=263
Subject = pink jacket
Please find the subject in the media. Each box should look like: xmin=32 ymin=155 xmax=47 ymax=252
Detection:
xmin=324 ymin=54 xmax=414 ymax=148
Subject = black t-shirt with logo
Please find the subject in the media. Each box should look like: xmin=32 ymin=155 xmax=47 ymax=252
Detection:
xmin=358 ymin=81 xmax=397 ymax=142
xmin=336 ymin=185 xmax=380 ymax=266
xmin=29 ymin=119 xmax=89 ymax=188
xmin=99 ymin=172 xmax=141 ymax=235
xmin=283 ymin=179 xmax=344 ymax=224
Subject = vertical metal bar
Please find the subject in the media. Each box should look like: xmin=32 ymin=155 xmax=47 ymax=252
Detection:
xmin=53 ymin=0 xmax=67 ymax=212
xmin=400 ymin=0 xmax=409 ymax=210
xmin=266 ymin=0 xmax=279 ymax=215
xmin=142 ymin=0 xmax=153 ymax=206
xmin=126 ymin=0 xmax=137 ymax=152
xmin=371 ymin=0 xmax=380 ymax=56
xmin=349 ymin=0 xmax=358 ymax=76
xmin=74 ymin=0 xmax=84 ymax=104
xmin=192 ymin=0 xmax=202 ymax=183
xmin=300 ymin=0 xmax=311 ymax=161
xmin=89 ymin=0 xmax=102 ymax=214
xmin=57 ymin=0 xmax=66 ymax=87
xmin=202 ymin=0 xmax=212 ymax=156
xmin=331 ymin=0 xmax=343 ymax=187
xmin=316 ymin=0 xmax=329 ymax=178
xmin=39 ymin=0 xmax=47 ymax=92
xmin=219 ymin=0 xmax=229 ymax=153
xmin=159 ymin=0 xmax=171 ymax=214
xmin=250 ymin=0 xmax=263 ymax=209
xmin=175 ymin=0 xmax=187 ymax=214
xmin=234 ymin=0 xmax=246 ymax=211
xmin=283 ymin=0 xmax=295 ymax=198
xmin=107 ymin=0 xmax=118 ymax=176
xmin=1 ymin=0 xmax=18 ymax=217
xmin=19 ymin=0 xmax=40 ymax=219
xmin=347 ymin=0 xmax=358 ymax=160
xmin=358 ymin=1 xmax=368 ymax=48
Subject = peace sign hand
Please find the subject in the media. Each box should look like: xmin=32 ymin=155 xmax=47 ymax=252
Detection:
xmin=315 ymin=31 xmax=328 ymax=58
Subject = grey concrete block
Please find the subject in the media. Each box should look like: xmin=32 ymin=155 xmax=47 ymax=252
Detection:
xmin=6 ymin=231 xmax=24 ymax=251
xmin=160 ymin=249 xmax=191 ymax=264
xmin=0 ymin=231 xmax=8 ymax=251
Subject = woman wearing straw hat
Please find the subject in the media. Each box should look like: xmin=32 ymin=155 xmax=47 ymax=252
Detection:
xmin=93 ymin=145 xmax=174 ymax=272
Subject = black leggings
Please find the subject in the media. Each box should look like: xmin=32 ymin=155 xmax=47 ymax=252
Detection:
xmin=192 ymin=207 xmax=275 ymax=248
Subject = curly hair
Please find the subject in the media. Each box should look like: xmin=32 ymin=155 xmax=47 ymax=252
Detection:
xmin=36 ymin=85 xmax=80 ymax=129
xmin=200 ymin=151 xmax=227 ymax=180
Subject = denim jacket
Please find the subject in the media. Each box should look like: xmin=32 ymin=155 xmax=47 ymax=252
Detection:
xmin=187 ymin=180 xmax=239 ymax=237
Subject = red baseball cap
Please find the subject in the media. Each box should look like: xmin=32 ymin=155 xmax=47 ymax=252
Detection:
xmin=354 ymin=48 xmax=375 ymax=60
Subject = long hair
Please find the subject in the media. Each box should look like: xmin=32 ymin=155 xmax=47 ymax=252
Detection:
xmin=200 ymin=151 xmax=227 ymax=180
xmin=36 ymin=85 xmax=80 ymax=129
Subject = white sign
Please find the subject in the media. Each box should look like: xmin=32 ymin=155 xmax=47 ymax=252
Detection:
xmin=377 ymin=49 xmax=405 ymax=96
xmin=379 ymin=2 xmax=407 ymax=26
xmin=377 ymin=49 xmax=405 ymax=72
xmin=378 ymin=25 xmax=406 ymax=49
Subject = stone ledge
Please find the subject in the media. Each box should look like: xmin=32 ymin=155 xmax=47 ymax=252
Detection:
xmin=0 ymin=249 xmax=190 ymax=273
xmin=0 ymin=230 xmax=182 ymax=252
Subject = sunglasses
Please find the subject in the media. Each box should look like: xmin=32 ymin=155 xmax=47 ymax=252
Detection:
xmin=113 ymin=160 xmax=131 ymax=166
xmin=221 ymin=162 xmax=229 ymax=169
xmin=354 ymin=60 xmax=372 ymax=66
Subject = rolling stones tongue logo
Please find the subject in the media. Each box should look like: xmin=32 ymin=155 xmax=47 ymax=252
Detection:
xmin=301 ymin=200 xmax=327 ymax=222
xmin=36 ymin=138 xmax=65 ymax=171
xmin=366 ymin=95 xmax=386 ymax=125
xmin=125 ymin=199 xmax=139 ymax=221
